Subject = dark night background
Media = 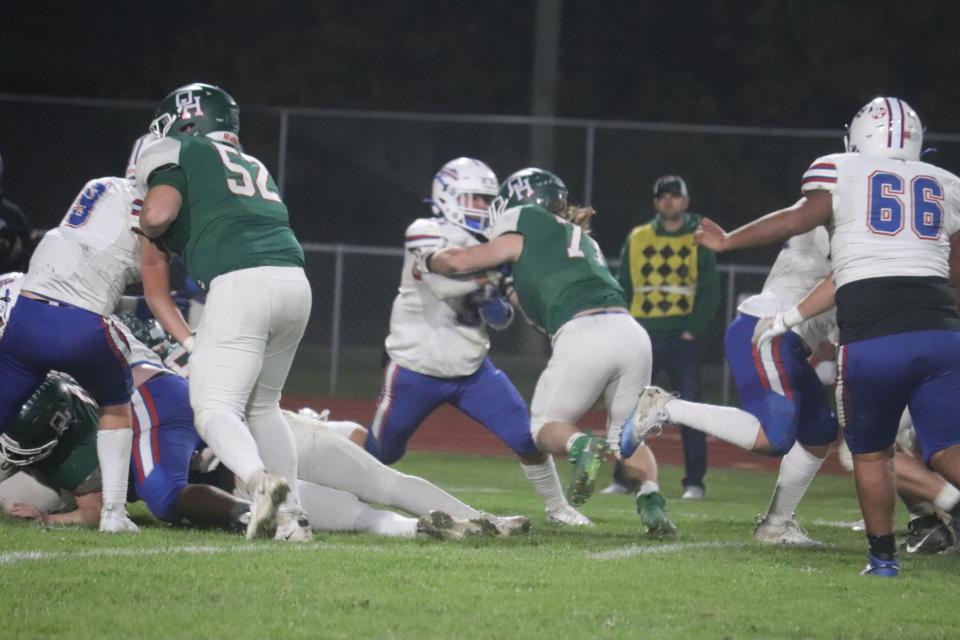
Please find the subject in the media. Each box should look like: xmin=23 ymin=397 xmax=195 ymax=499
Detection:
xmin=3 ymin=0 xmax=960 ymax=263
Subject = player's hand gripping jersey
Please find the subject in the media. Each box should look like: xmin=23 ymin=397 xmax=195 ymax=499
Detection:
xmin=386 ymin=217 xmax=492 ymax=377
xmin=738 ymin=226 xmax=836 ymax=348
xmin=134 ymin=135 xmax=303 ymax=289
xmin=488 ymin=205 xmax=626 ymax=335
xmin=21 ymin=178 xmax=141 ymax=315
xmin=801 ymin=153 xmax=960 ymax=343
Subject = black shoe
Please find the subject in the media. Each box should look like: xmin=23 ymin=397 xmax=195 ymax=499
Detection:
xmin=903 ymin=514 xmax=952 ymax=554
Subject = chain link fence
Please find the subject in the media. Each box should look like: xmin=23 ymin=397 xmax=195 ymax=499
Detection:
xmin=6 ymin=95 xmax=956 ymax=405
xmin=292 ymin=243 xmax=770 ymax=406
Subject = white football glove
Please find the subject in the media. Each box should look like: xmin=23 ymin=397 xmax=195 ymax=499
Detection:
xmin=412 ymin=250 xmax=436 ymax=275
xmin=752 ymin=306 xmax=804 ymax=345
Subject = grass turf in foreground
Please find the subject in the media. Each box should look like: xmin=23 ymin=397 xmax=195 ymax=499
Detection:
xmin=1 ymin=453 xmax=958 ymax=639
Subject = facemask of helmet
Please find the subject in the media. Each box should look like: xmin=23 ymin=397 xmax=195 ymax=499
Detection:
xmin=429 ymin=157 xmax=499 ymax=235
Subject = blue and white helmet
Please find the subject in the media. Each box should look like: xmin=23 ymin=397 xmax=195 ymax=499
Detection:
xmin=429 ymin=157 xmax=499 ymax=235
xmin=845 ymin=97 xmax=923 ymax=161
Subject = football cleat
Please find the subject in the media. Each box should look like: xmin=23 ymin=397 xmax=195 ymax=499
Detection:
xmin=245 ymin=470 xmax=290 ymax=540
xmin=567 ymin=435 xmax=609 ymax=506
xmin=903 ymin=514 xmax=952 ymax=554
xmin=636 ymin=491 xmax=677 ymax=538
xmin=681 ymin=486 xmax=705 ymax=501
xmin=753 ymin=514 xmax=820 ymax=546
xmin=481 ymin=514 xmax=531 ymax=536
xmin=620 ymin=386 xmax=674 ymax=459
xmin=860 ymin=553 xmax=899 ymax=577
xmin=545 ymin=504 xmax=593 ymax=527
xmin=99 ymin=502 xmax=140 ymax=533
xmin=417 ymin=510 xmax=495 ymax=540
xmin=275 ymin=510 xmax=313 ymax=542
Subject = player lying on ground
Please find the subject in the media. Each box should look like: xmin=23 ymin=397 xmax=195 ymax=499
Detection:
xmin=0 ymin=319 xmax=528 ymax=539
xmin=612 ymin=228 xmax=840 ymax=545
xmin=414 ymin=168 xmax=676 ymax=537
xmin=843 ymin=410 xmax=960 ymax=554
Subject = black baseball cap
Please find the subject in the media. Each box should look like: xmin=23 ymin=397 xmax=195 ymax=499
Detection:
xmin=653 ymin=175 xmax=688 ymax=198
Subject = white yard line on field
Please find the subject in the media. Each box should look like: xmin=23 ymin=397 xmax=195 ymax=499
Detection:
xmin=811 ymin=519 xmax=863 ymax=530
xmin=587 ymin=541 xmax=743 ymax=560
xmin=0 ymin=543 xmax=318 ymax=567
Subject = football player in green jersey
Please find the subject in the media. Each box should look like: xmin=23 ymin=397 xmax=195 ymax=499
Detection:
xmin=0 ymin=372 xmax=103 ymax=525
xmin=134 ymin=83 xmax=312 ymax=541
xmin=416 ymin=169 xmax=676 ymax=536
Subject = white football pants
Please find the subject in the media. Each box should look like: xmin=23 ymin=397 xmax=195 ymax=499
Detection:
xmin=191 ymin=266 xmax=312 ymax=511
xmin=530 ymin=312 xmax=652 ymax=439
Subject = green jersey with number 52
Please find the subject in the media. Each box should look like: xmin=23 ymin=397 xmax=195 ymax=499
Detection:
xmin=135 ymin=135 xmax=304 ymax=287
xmin=491 ymin=205 xmax=626 ymax=335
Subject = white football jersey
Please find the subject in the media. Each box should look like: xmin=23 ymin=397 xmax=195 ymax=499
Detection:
xmin=738 ymin=227 xmax=837 ymax=347
xmin=385 ymin=217 xmax=489 ymax=377
xmin=801 ymin=152 xmax=960 ymax=288
xmin=0 ymin=271 xmax=23 ymax=339
xmin=22 ymin=177 xmax=142 ymax=316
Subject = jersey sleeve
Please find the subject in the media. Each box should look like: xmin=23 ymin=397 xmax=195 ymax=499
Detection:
xmin=134 ymin=137 xmax=182 ymax=194
xmin=488 ymin=207 xmax=522 ymax=239
xmin=800 ymin=155 xmax=839 ymax=194
xmin=404 ymin=218 xmax=446 ymax=253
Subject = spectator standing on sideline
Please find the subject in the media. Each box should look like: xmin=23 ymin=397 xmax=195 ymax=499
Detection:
xmin=605 ymin=175 xmax=720 ymax=499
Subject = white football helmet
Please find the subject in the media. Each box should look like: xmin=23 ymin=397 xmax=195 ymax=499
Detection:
xmin=430 ymin=158 xmax=499 ymax=235
xmin=845 ymin=97 xmax=923 ymax=161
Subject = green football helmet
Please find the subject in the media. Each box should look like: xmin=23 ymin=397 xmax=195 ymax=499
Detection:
xmin=150 ymin=82 xmax=240 ymax=141
xmin=498 ymin=168 xmax=569 ymax=214
xmin=115 ymin=312 xmax=173 ymax=361
xmin=0 ymin=372 xmax=87 ymax=466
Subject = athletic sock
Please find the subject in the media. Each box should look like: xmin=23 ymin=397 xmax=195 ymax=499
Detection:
xmin=97 ymin=428 xmax=133 ymax=506
xmin=867 ymin=533 xmax=898 ymax=561
xmin=664 ymin=400 xmax=761 ymax=451
xmin=764 ymin=442 xmax=825 ymax=524
xmin=384 ymin=473 xmax=481 ymax=520
xmin=521 ymin=456 xmax=569 ymax=511
xmin=564 ymin=432 xmax=587 ymax=455
xmin=933 ymin=482 xmax=960 ymax=513
xmin=637 ymin=480 xmax=661 ymax=497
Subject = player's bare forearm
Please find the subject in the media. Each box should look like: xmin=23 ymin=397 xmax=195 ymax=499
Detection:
xmin=428 ymin=234 xmax=523 ymax=275
xmin=140 ymin=185 xmax=183 ymax=238
xmin=696 ymin=191 xmax=832 ymax=252
xmin=140 ymin=237 xmax=193 ymax=343
xmin=797 ymin=274 xmax=836 ymax=319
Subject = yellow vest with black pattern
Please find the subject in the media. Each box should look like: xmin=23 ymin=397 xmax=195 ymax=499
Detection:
xmin=626 ymin=223 xmax=699 ymax=319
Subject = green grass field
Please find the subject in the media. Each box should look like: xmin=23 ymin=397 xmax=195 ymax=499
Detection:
xmin=1 ymin=454 xmax=957 ymax=639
